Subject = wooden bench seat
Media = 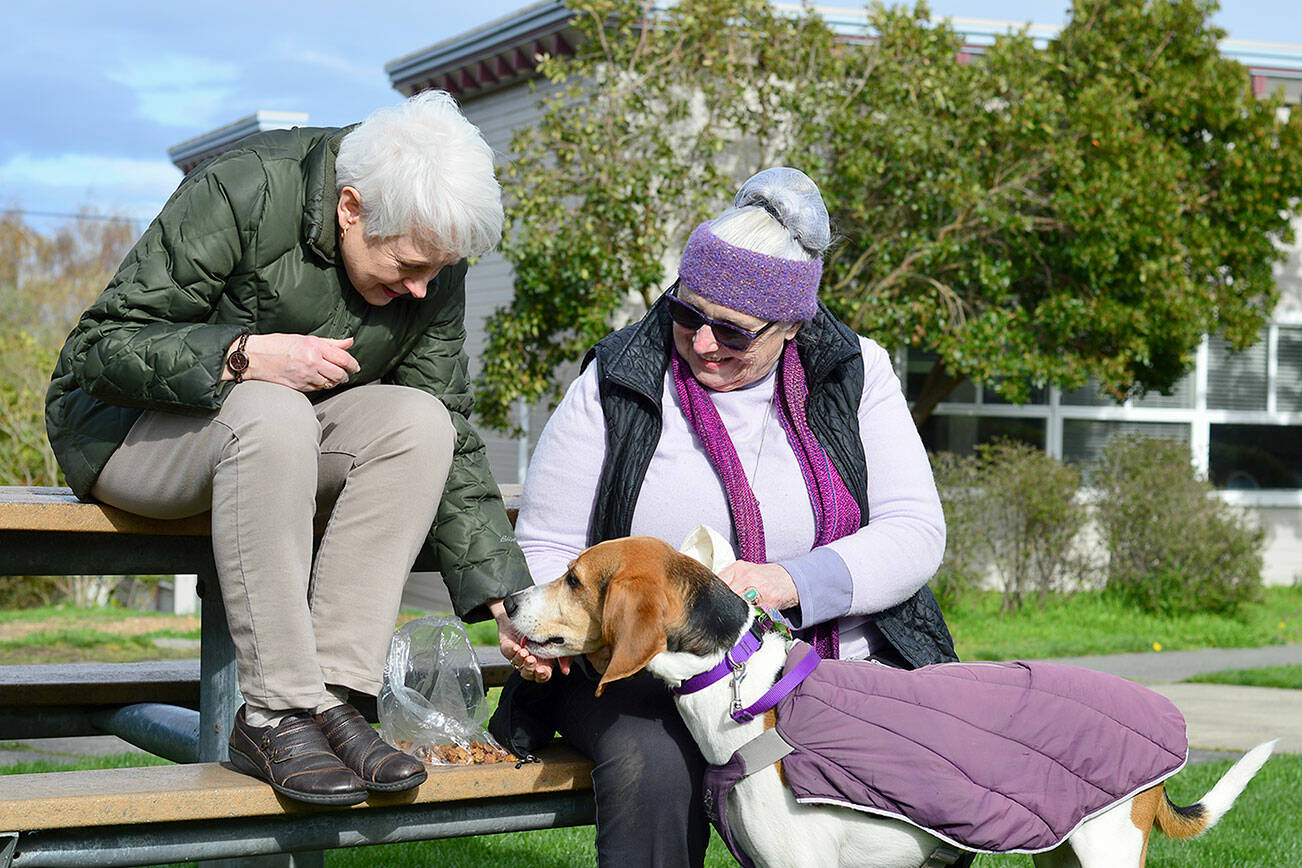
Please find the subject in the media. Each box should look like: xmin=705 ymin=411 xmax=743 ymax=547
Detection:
xmin=0 ymin=746 xmax=591 ymax=831
xmin=0 ymin=747 xmax=593 ymax=866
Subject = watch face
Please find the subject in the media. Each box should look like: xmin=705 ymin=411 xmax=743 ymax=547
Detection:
xmin=227 ymin=350 xmax=250 ymax=373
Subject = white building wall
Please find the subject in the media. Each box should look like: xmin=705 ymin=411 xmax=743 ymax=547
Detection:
xmin=1275 ymin=216 xmax=1302 ymax=318
xmin=459 ymin=82 xmax=560 ymax=485
xmin=1224 ymin=495 xmax=1302 ymax=586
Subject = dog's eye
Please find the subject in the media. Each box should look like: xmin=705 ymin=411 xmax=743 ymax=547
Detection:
xmin=565 ymin=571 xmax=581 ymax=590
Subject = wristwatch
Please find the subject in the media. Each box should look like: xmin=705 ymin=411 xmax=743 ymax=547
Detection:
xmin=226 ymin=333 xmax=251 ymax=383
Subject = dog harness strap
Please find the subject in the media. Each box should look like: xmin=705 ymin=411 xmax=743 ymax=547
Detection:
xmin=923 ymin=842 xmax=968 ymax=866
xmin=735 ymin=726 xmax=796 ymax=770
xmin=730 ymin=644 xmax=821 ymax=722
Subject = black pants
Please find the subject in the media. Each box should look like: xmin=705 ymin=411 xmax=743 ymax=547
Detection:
xmin=548 ymin=661 xmax=709 ymax=868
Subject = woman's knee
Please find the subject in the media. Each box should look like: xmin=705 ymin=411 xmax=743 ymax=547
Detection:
xmin=372 ymin=387 xmax=456 ymax=461
xmin=217 ymin=382 xmax=321 ymax=461
xmin=592 ymin=728 xmax=700 ymax=805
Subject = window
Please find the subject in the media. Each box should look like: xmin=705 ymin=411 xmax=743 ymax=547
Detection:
xmin=1060 ymin=377 xmax=1114 ymax=407
xmin=1207 ymin=334 xmax=1268 ymax=411
xmin=1061 ymin=420 xmax=1190 ymax=467
xmin=1278 ymin=326 xmax=1302 ymax=413
xmin=905 ymin=321 xmax=1299 ymax=490
xmin=981 ymin=384 xmax=1047 ymax=405
xmin=1210 ymin=424 xmax=1302 ymax=489
xmin=919 ymin=415 xmax=1046 ymax=454
xmin=1131 ymin=372 xmax=1195 ymax=409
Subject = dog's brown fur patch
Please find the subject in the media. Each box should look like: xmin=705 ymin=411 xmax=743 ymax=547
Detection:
xmin=1154 ymin=784 xmax=1210 ymax=841
xmin=764 ymin=709 xmax=788 ymax=787
xmin=1130 ymin=783 xmax=1162 ymax=864
xmin=569 ymin=537 xmax=748 ymax=696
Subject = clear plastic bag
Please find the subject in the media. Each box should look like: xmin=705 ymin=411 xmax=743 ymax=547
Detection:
xmin=378 ymin=615 xmax=512 ymax=765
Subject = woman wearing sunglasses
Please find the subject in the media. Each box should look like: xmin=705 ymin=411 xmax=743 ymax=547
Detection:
xmin=490 ymin=168 xmax=956 ymax=868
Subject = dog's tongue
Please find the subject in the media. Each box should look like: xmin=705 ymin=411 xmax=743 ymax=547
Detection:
xmin=679 ymin=525 xmax=736 ymax=573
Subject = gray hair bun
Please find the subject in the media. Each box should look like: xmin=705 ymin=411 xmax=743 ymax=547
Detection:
xmin=733 ymin=167 xmax=831 ymax=257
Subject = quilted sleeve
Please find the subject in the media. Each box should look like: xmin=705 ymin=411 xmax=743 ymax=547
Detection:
xmin=63 ymin=153 xmax=265 ymax=412
xmin=386 ymin=262 xmax=532 ymax=622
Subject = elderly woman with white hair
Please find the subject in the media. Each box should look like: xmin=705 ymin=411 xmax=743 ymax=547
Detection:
xmin=490 ymin=168 xmax=960 ymax=867
xmin=46 ymin=91 xmax=532 ymax=806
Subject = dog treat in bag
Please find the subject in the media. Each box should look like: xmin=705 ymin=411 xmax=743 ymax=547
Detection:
xmin=379 ymin=615 xmax=513 ymax=765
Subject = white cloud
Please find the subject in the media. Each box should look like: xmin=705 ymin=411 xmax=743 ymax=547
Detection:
xmin=104 ymin=53 xmax=240 ymax=128
xmin=278 ymin=43 xmax=377 ymax=81
xmin=1 ymin=153 xmax=180 ymax=190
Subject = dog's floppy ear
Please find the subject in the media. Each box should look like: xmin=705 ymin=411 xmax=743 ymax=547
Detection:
xmin=596 ymin=571 xmax=671 ymax=696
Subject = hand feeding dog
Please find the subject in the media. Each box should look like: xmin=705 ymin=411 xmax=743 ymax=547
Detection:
xmin=503 ymin=534 xmax=1275 ymax=868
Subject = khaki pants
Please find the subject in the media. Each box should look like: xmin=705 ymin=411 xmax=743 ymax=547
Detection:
xmin=92 ymin=381 xmax=455 ymax=711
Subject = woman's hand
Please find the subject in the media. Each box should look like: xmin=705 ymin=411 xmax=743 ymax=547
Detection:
xmin=226 ymin=333 xmax=361 ymax=391
xmin=488 ymin=598 xmax=571 ymax=683
xmin=718 ymin=561 xmax=799 ymax=611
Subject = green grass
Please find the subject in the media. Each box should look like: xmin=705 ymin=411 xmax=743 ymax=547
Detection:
xmin=322 ymin=825 xmax=741 ymax=868
xmin=969 ymin=754 xmax=1302 ymax=866
xmin=1187 ymin=664 xmax=1302 ymax=690
xmin=944 ymin=585 xmax=1302 ymax=661
xmin=0 ymin=603 xmax=191 ymax=624
xmin=0 ymin=627 xmax=201 ymax=665
xmin=0 ymin=751 xmax=172 ymax=775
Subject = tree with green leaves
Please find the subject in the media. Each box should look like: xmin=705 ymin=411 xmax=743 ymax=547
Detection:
xmin=477 ymin=0 xmax=840 ymax=431
xmin=0 ymin=211 xmax=135 ymax=485
xmin=477 ymin=0 xmax=1302 ymax=431
xmin=806 ymin=0 xmax=1302 ymax=422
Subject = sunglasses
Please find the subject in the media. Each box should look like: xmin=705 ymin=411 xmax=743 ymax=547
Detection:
xmin=665 ymin=287 xmax=777 ymax=352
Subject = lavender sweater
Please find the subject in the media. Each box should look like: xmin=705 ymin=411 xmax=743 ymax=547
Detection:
xmin=515 ymin=336 xmax=945 ymax=660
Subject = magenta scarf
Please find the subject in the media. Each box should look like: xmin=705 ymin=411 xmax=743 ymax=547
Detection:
xmin=671 ymin=341 xmax=860 ymax=659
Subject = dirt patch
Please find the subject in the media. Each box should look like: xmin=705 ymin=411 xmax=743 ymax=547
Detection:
xmin=0 ymin=615 xmax=201 ymax=642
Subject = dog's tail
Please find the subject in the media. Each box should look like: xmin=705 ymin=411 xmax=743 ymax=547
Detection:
xmin=1155 ymin=739 xmax=1276 ymax=840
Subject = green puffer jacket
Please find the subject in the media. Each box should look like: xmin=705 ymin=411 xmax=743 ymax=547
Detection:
xmin=45 ymin=125 xmax=531 ymax=622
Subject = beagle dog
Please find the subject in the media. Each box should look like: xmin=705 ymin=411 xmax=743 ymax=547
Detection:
xmin=503 ymin=536 xmax=1273 ymax=868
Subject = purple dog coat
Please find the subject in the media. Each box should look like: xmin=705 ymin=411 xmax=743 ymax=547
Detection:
xmin=703 ymin=642 xmax=1187 ymax=864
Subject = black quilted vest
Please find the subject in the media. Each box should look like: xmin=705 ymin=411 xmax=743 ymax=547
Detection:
xmin=582 ymin=297 xmax=958 ymax=669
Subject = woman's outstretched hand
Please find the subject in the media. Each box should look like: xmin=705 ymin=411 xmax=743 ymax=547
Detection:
xmin=225 ymin=333 xmax=361 ymax=391
xmin=488 ymin=598 xmax=571 ymax=683
xmin=718 ymin=561 xmax=799 ymax=611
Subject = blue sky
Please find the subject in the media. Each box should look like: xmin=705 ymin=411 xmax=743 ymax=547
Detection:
xmin=3 ymin=0 xmax=1298 ymax=232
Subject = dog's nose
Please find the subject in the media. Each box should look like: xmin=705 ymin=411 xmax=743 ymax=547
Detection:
xmin=503 ymin=592 xmax=520 ymax=617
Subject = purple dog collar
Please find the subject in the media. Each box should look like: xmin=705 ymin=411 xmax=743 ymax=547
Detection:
xmin=674 ymin=621 xmax=764 ymax=697
xmin=678 ymin=222 xmax=821 ymax=322
xmin=673 ymin=611 xmax=823 ymax=723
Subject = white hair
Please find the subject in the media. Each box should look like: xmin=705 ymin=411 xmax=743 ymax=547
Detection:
xmin=708 ymin=207 xmax=814 ymax=261
xmin=336 ymin=90 xmax=503 ymax=258
xmin=708 ymin=166 xmax=832 ymax=261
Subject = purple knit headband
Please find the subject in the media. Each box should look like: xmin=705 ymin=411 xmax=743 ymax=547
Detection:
xmin=677 ymin=223 xmax=822 ymax=322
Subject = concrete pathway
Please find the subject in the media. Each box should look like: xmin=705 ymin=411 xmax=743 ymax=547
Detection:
xmin=1043 ymin=644 xmax=1302 ymax=757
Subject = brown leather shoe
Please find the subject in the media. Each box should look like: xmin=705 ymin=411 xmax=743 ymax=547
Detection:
xmin=228 ymin=705 xmax=368 ymax=806
xmin=315 ymin=702 xmax=428 ymax=792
